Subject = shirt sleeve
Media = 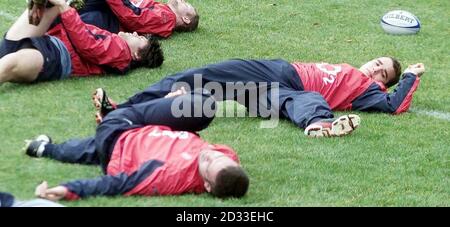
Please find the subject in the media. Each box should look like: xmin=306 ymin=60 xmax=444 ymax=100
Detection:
xmin=62 ymin=160 xmax=164 ymax=200
xmin=106 ymin=0 xmax=176 ymax=38
xmin=352 ymin=73 xmax=421 ymax=114
xmin=59 ymin=8 xmax=132 ymax=72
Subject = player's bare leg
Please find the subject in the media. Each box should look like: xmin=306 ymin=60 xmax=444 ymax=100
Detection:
xmin=28 ymin=0 xmax=86 ymax=26
xmin=0 ymin=49 xmax=44 ymax=83
xmin=5 ymin=6 xmax=60 ymax=41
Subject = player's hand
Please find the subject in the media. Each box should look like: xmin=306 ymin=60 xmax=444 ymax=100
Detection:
xmin=165 ymin=87 xmax=187 ymax=98
xmin=35 ymin=181 xmax=68 ymax=201
xmin=404 ymin=63 xmax=425 ymax=77
xmin=28 ymin=2 xmax=46 ymax=26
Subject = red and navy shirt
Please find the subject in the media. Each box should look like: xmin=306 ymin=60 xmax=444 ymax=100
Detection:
xmin=291 ymin=62 xmax=421 ymax=114
xmin=62 ymin=125 xmax=238 ymax=200
xmin=47 ymin=8 xmax=132 ymax=76
xmin=107 ymin=0 xmax=177 ymax=38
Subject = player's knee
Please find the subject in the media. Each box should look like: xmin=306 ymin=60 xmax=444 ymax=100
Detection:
xmin=0 ymin=55 xmax=19 ymax=81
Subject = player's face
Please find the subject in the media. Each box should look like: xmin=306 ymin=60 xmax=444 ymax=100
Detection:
xmin=198 ymin=149 xmax=237 ymax=192
xmin=118 ymin=32 xmax=148 ymax=60
xmin=169 ymin=0 xmax=195 ymax=17
xmin=359 ymin=57 xmax=396 ymax=85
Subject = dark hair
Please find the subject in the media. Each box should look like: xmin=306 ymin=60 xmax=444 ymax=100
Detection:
xmin=175 ymin=9 xmax=199 ymax=32
xmin=386 ymin=57 xmax=402 ymax=88
xmin=130 ymin=35 xmax=164 ymax=69
xmin=210 ymin=166 xmax=249 ymax=198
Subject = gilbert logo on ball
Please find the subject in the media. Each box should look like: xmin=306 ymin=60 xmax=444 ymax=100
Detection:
xmin=380 ymin=10 xmax=421 ymax=35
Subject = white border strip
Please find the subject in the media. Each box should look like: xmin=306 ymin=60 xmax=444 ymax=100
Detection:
xmin=411 ymin=108 xmax=450 ymax=122
xmin=0 ymin=11 xmax=17 ymax=21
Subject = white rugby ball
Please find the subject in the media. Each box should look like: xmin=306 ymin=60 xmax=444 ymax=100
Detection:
xmin=380 ymin=10 xmax=421 ymax=35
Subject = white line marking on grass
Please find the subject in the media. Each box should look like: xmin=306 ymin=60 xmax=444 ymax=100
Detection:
xmin=0 ymin=11 xmax=17 ymax=21
xmin=410 ymin=108 xmax=450 ymax=122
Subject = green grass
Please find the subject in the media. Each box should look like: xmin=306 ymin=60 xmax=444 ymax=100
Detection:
xmin=0 ymin=0 xmax=449 ymax=206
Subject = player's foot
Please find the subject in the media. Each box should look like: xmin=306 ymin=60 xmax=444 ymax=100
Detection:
xmin=304 ymin=114 xmax=360 ymax=138
xmin=25 ymin=135 xmax=52 ymax=158
xmin=67 ymin=0 xmax=86 ymax=10
xmin=92 ymin=88 xmax=117 ymax=124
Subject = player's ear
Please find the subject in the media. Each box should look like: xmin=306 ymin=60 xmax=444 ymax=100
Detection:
xmin=204 ymin=181 xmax=212 ymax=192
xmin=134 ymin=52 xmax=141 ymax=61
xmin=182 ymin=16 xmax=191 ymax=25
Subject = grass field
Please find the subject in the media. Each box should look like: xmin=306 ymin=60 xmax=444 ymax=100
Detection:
xmin=0 ymin=0 xmax=449 ymax=206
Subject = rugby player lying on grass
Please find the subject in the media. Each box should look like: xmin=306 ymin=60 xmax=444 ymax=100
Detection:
xmin=91 ymin=58 xmax=425 ymax=138
xmin=0 ymin=0 xmax=163 ymax=84
xmin=26 ymin=89 xmax=249 ymax=201
xmin=29 ymin=0 xmax=199 ymax=37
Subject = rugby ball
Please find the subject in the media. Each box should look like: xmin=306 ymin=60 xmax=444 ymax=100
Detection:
xmin=380 ymin=10 xmax=421 ymax=35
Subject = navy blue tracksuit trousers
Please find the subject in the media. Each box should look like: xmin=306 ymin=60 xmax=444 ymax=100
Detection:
xmin=118 ymin=59 xmax=334 ymax=129
xmin=50 ymin=0 xmax=120 ymax=33
xmin=43 ymin=91 xmax=216 ymax=173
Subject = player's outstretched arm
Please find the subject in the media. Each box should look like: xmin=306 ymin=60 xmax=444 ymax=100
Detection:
xmin=36 ymin=160 xmax=164 ymax=201
xmin=352 ymin=64 xmax=424 ymax=114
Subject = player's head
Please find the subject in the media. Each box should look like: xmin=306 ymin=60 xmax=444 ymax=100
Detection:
xmin=119 ymin=32 xmax=164 ymax=69
xmin=198 ymin=148 xmax=249 ymax=198
xmin=168 ymin=0 xmax=199 ymax=32
xmin=359 ymin=57 xmax=402 ymax=88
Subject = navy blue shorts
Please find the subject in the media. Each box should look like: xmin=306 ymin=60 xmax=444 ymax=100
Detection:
xmin=0 ymin=35 xmax=71 ymax=82
xmin=79 ymin=0 xmax=119 ymax=33
xmin=49 ymin=0 xmax=119 ymax=33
